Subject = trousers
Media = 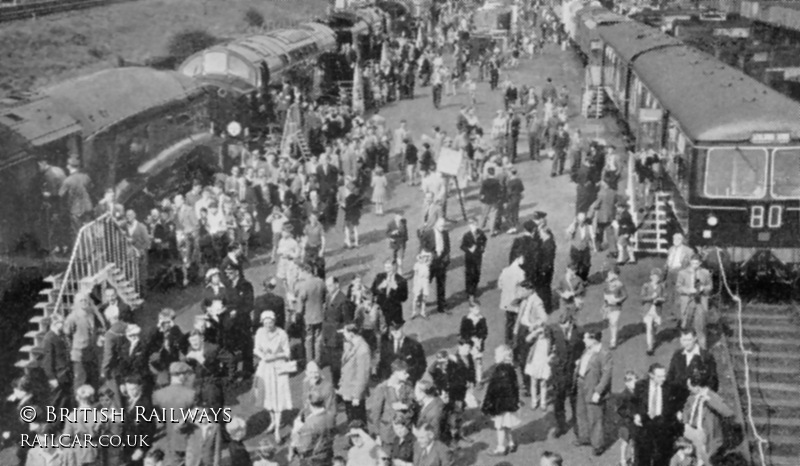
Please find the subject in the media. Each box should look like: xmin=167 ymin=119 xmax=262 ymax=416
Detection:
xmin=304 ymin=323 xmax=323 ymax=364
xmin=575 ymin=382 xmax=605 ymax=450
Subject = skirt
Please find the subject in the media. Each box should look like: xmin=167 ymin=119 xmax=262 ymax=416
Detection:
xmin=254 ymin=360 xmax=293 ymax=412
xmin=493 ymin=412 xmax=521 ymax=429
xmin=524 ymin=337 xmax=551 ymax=380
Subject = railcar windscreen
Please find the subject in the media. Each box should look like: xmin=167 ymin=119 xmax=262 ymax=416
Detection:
xmin=704 ymin=147 xmax=767 ymax=199
xmin=203 ymin=52 xmax=228 ymax=75
xmin=771 ymin=148 xmax=800 ymax=198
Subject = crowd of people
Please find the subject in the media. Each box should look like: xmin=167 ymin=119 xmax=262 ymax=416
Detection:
xmin=4 ymin=1 xmax=742 ymax=466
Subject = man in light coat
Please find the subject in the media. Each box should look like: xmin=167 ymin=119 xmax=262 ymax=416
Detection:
xmin=295 ymin=264 xmax=326 ymax=364
xmin=680 ymin=372 xmax=734 ymax=465
xmin=573 ymin=331 xmax=612 ymax=456
xmin=340 ymin=323 xmax=372 ymax=424
xmin=64 ymin=292 xmax=106 ymax=389
xmin=675 ymin=254 xmax=713 ymax=349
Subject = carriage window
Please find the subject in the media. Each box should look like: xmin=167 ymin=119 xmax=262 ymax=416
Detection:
xmin=771 ymin=148 xmax=800 ymax=198
xmin=704 ymin=148 xmax=767 ymax=199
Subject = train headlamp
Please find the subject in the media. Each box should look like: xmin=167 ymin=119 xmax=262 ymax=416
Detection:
xmin=706 ymin=215 xmax=719 ymax=227
xmin=226 ymin=121 xmax=242 ymax=138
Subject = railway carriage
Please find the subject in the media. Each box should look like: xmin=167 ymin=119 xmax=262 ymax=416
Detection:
xmin=590 ymin=19 xmax=800 ymax=276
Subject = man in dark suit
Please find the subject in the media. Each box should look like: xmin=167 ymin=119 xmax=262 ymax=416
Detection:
xmin=380 ymin=322 xmax=427 ymax=384
xmin=254 ymin=278 xmax=286 ymax=330
xmin=535 ymin=212 xmax=557 ymax=313
xmin=100 ymin=304 xmax=128 ymax=404
xmin=317 ymin=156 xmax=339 ymax=226
xmin=371 ymin=258 xmax=409 ymax=326
xmin=184 ymin=330 xmax=229 ymax=409
xmin=145 ymin=308 xmax=187 ymax=388
xmin=509 ymin=220 xmax=540 ymax=282
xmin=292 ymin=392 xmax=336 ymax=465
xmin=460 ymin=217 xmax=488 ymax=304
xmin=479 ymin=168 xmax=503 ymax=235
xmin=549 ymin=314 xmax=584 ymax=437
xmin=633 ymin=363 xmax=681 ymax=466
xmin=118 ymin=324 xmax=151 ymax=389
xmin=573 ymin=331 xmax=612 ymax=456
xmin=296 ymin=263 xmax=327 ymax=364
xmin=412 ymin=422 xmax=452 ymax=466
xmin=666 ymin=329 xmax=718 ymax=407
xmin=414 ymin=379 xmax=447 ymax=441
xmin=322 ymin=276 xmax=354 ymax=388
xmin=184 ymin=410 xmax=227 ymax=466
xmin=420 ymin=218 xmax=450 ymax=314
xmin=121 ymin=375 xmax=156 ymax=464
xmin=41 ymin=314 xmax=72 ymax=411
xmin=224 ymin=267 xmax=255 ymax=377
xmin=152 ymin=362 xmax=197 ymax=466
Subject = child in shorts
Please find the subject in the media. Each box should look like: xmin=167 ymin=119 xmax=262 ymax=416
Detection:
xmin=411 ymin=251 xmax=432 ymax=319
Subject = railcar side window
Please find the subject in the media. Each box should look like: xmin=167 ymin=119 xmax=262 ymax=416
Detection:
xmin=228 ymin=57 xmax=254 ymax=84
xmin=704 ymin=148 xmax=767 ymax=199
xmin=772 ymin=148 xmax=800 ymax=198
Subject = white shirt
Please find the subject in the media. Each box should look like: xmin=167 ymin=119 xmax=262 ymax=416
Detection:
xmin=684 ymin=345 xmax=701 ymax=366
xmin=667 ymin=245 xmax=688 ymax=270
xmin=434 ymin=230 xmax=444 ymax=256
xmin=498 ymin=264 xmax=526 ymax=311
xmin=648 ymin=382 xmax=663 ymax=417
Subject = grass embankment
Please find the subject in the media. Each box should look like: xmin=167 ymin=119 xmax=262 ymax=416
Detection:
xmin=0 ymin=0 xmax=330 ymax=95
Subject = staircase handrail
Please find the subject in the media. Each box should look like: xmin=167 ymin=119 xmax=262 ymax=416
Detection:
xmin=52 ymin=213 xmax=141 ymax=317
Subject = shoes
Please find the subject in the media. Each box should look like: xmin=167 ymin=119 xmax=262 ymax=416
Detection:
xmin=487 ymin=448 xmax=508 ymax=457
xmin=507 ymin=227 xmax=518 ymax=234
xmin=573 ymin=440 xmax=590 ymax=447
xmin=646 ymin=349 xmax=654 ymax=356
xmin=593 ymin=448 xmax=604 ymax=456
xmin=508 ymin=444 xmax=518 ymax=453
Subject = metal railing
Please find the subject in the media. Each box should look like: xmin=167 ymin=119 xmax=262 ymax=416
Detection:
xmin=52 ymin=213 xmax=141 ymax=317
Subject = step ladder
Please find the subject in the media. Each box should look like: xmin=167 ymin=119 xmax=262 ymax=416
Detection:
xmin=581 ymin=86 xmax=605 ymax=119
xmin=17 ymin=215 xmax=144 ymax=369
xmin=632 ymin=191 xmax=671 ymax=255
xmin=280 ymin=103 xmax=312 ymax=160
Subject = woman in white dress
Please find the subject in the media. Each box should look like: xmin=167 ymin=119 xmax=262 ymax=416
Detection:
xmin=522 ymin=299 xmax=551 ymax=411
xmin=276 ymin=227 xmax=299 ymax=289
xmin=253 ymin=311 xmax=293 ymax=443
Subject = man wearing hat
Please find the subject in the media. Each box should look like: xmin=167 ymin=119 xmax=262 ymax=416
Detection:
xmin=574 ymin=331 xmax=613 ymax=456
xmin=549 ymin=314 xmax=584 ymax=438
xmin=152 ymin=361 xmax=196 ymax=464
xmin=675 ymin=254 xmax=712 ymax=349
xmin=372 ymin=258 xmax=409 ymax=327
xmin=59 ymin=157 xmax=94 ymax=239
xmin=255 ymin=277 xmax=287 ymax=330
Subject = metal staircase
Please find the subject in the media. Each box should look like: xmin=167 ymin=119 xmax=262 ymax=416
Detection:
xmin=581 ymin=86 xmax=605 ymax=119
xmin=631 ymin=191 xmax=671 ymax=255
xmin=17 ymin=214 xmax=144 ymax=369
xmin=626 ymin=156 xmax=669 ymax=254
xmin=280 ymin=103 xmax=312 ymax=160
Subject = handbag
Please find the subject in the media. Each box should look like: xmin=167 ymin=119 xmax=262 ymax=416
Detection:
xmin=276 ymin=360 xmax=298 ymax=375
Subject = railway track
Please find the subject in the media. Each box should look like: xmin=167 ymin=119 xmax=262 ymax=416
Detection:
xmin=720 ymin=303 xmax=800 ymax=466
xmin=0 ymin=0 xmax=133 ymax=23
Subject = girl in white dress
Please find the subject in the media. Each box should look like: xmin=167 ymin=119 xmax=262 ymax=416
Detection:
xmin=254 ymin=311 xmax=293 ymax=443
xmin=520 ymin=294 xmax=551 ymax=411
xmin=370 ymin=167 xmax=389 ymax=215
xmin=411 ymin=251 xmax=431 ymax=319
xmin=275 ymin=227 xmax=299 ymax=287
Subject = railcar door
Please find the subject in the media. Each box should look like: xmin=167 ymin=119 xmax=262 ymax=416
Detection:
xmin=636 ymin=108 xmax=663 ymax=151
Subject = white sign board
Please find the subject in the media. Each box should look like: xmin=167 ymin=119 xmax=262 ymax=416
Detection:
xmin=437 ymin=148 xmax=464 ymax=177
